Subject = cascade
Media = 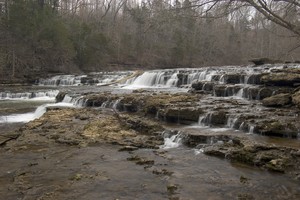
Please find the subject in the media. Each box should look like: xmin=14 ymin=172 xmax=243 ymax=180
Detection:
xmin=39 ymin=75 xmax=85 ymax=86
xmin=198 ymin=113 xmax=212 ymax=127
xmin=0 ymin=102 xmax=76 ymax=124
xmin=226 ymin=116 xmax=238 ymax=129
xmin=248 ymin=125 xmax=255 ymax=134
xmin=166 ymin=73 xmax=178 ymax=87
xmin=234 ymin=88 xmax=245 ymax=98
xmin=62 ymin=95 xmax=87 ymax=107
xmin=0 ymin=90 xmax=59 ymax=100
xmin=112 ymin=99 xmax=121 ymax=110
xmin=160 ymin=131 xmax=184 ymax=149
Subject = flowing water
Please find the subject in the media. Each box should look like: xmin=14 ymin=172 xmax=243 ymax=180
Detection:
xmin=1 ymin=66 xmax=300 ymax=199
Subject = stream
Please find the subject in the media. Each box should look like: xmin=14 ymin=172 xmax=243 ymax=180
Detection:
xmin=0 ymin=64 xmax=300 ymax=199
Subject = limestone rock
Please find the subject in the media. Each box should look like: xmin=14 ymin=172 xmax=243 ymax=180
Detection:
xmin=255 ymin=120 xmax=298 ymax=138
xmin=262 ymin=93 xmax=292 ymax=107
xmin=261 ymin=73 xmax=300 ymax=87
xmin=292 ymin=91 xmax=300 ymax=107
xmin=162 ymin=107 xmax=202 ymax=123
xmin=55 ymin=91 xmax=67 ymax=102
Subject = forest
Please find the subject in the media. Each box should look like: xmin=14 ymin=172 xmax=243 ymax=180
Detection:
xmin=0 ymin=0 xmax=299 ymax=82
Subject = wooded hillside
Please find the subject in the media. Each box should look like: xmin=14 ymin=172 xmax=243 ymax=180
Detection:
xmin=0 ymin=0 xmax=299 ymax=82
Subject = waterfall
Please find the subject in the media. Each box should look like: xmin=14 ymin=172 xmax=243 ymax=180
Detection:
xmin=166 ymin=73 xmax=178 ymax=87
xmin=62 ymin=95 xmax=87 ymax=107
xmin=39 ymin=75 xmax=85 ymax=86
xmin=248 ymin=125 xmax=255 ymax=134
xmin=226 ymin=116 xmax=238 ymax=128
xmin=235 ymin=88 xmax=244 ymax=98
xmin=198 ymin=113 xmax=212 ymax=127
xmin=0 ymin=102 xmax=77 ymax=124
xmin=0 ymin=90 xmax=59 ymax=101
xmin=160 ymin=131 xmax=184 ymax=149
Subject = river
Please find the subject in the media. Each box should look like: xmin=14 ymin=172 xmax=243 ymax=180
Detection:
xmin=0 ymin=65 xmax=300 ymax=199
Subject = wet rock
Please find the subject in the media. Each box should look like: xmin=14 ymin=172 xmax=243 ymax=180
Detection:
xmin=203 ymin=138 xmax=299 ymax=173
xmin=55 ymin=91 xmax=67 ymax=102
xmin=122 ymin=114 xmax=164 ymax=135
xmin=257 ymin=87 xmax=273 ymax=100
xmin=210 ymin=111 xmax=227 ymax=125
xmin=246 ymin=74 xmax=262 ymax=84
xmin=221 ymin=74 xmax=243 ymax=84
xmin=118 ymin=146 xmax=139 ymax=152
xmin=177 ymin=73 xmax=188 ymax=86
xmin=167 ymin=184 xmax=178 ymax=194
xmin=225 ymin=85 xmax=242 ymax=96
xmin=83 ymin=116 xmax=137 ymax=142
xmin=152 ymin=168 xmax=173 ymax=176
xmin=84 ymin=93 xmax=110 ymax=107
xmin=213 ymin=85 xmax=227 ymax=96
xmin=239 ymin=87 xmax=259 ymax=100
xmin=127 ymin=155 xmax=154 ymax=165
xmin=262 ymin=93 xmax=292 ymax=107
xmin=292 ymin=91 xmax=300 ymax=107
xmin=144 ymin=93 xmax=199 ymax=115
xmin=255 ymin=120 xmax=298 ymax=138
xmin=119 ymin=95 xmax=144 ymax=112
xmin=261 ymin=73 xmax=300 ymax=87
xmin=162 ymin=107 xmax=202 ymax=124
xmin=266 ymin=158 xmax=289 ymax=172
xmin=80 ymin=77 xmax=99 ymax=84
xmin=191 ymin=81 xmax=214 ymax=92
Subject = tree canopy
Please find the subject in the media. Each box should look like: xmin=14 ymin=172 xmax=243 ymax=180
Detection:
xmin=0 ymin=0 xmax=299 ymax=82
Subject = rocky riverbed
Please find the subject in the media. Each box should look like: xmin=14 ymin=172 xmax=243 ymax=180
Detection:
xmin=1 ymin=64 xmax=300 ymax=199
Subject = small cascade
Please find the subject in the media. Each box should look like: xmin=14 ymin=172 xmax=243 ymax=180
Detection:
xmin=129 ymin=72 xmax=162 ymax=87
xmin=39 ymin=71 xmax=132 ymax=86
xmin=239 ymin=122 xmax=246 ymax=131
xmin=101 ymin=100 xmax=109 ymax=108
xmin=99 ymin=99 xmax=121 ymax=110
xmin=248 ymin=125 xmax=255 ymax=134
xmin=0 ymin=90 xmax=59 ymax=100
xmin=39 ymin=75 xmax=85 ymax=86
xmin=198 ymin=113 xmax=212 ymax=127
xmin=62 ymin=95 xmax=87 ymax=107
xmin=226 ymin=116 xmax=238 ymax=129
xmin=235 ymin=88 xmax=244 ymax=98
xmin=160 ymin=131 xmax=184 ymax=149
xmin=112 ymin=99 xmax=121 ymax=110
xmin=166 ymin=73 xmax=178 ymax=87
xmin=219 ymin=74 xmax=226 ymax=84
xmin=125 ymin=71 xmax=177 ymax=88
xmin=0 ymin=102 xmax=77 ymax=124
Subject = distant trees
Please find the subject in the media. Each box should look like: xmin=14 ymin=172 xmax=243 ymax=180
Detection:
xmin=0 ymin=0 xmax=299 ymax=82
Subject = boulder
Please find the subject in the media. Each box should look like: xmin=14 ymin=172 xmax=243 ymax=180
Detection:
xmin=262 ymin=93 xmax=292 ymax=107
